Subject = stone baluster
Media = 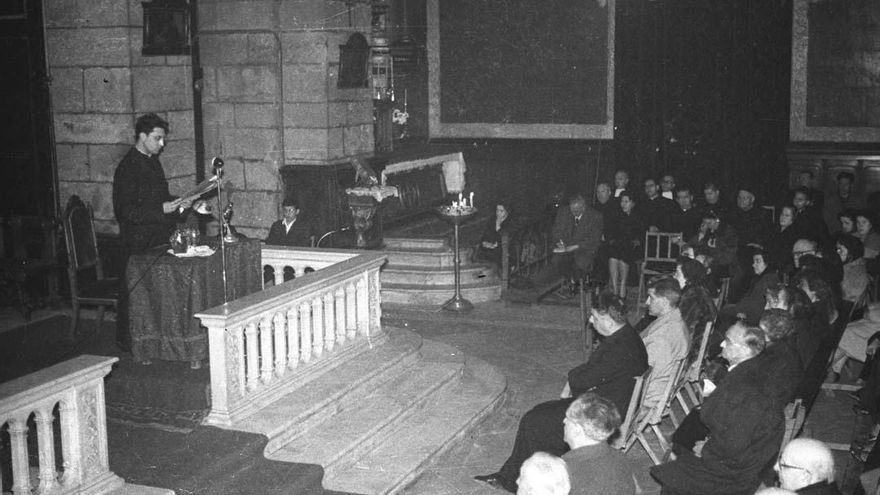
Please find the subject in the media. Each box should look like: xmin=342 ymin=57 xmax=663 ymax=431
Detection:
xmin=260 ymin=314 xmax=274 ymax=384
xmin=287 ymin=306 xmax=300 ymax=369
xmin=59 ymin=395 xmax=80 ymax=487
xmin=300 ymin=302 xmax=312 ymax=363
xmin=274 ymin=311 xmax=287 ymax=377
xmin=312 ymin=297 xmax=324 ymax=357
xmin=245 ymin=321 xmax=259 ymax=391
xmin=9 ymin=417 xmax=31 ymax=494
xmin=272 ymin=263 xmax=284 ymax=285
xmin=323 ymin=292 xmax=335 ymax=351
xmin=335 ymin=287 xmax=347 ymax=343
xmin=369 ymin=269 xmax=382 ymax=333
xmin=35 ymin=405 xmax=60 ymax=493
xmin=356 ymin=277 xmax=369 ymax=336
xmin=345 ymin=282 xmax=357 ymax=340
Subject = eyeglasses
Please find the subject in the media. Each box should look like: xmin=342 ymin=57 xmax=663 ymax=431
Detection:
xmin=777 ymin=460 xmax=809 ymax=474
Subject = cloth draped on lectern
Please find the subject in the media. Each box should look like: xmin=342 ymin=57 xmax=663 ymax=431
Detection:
xmin=127 ymin=238 xmax=262 ymax=362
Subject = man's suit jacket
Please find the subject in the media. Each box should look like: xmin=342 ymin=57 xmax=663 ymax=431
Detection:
xmin=651 ymin=356 xmax=785 ymax=495
xmin=568 ymin=324 xmax=649 ymax=416
xmin=551 ymin=205 xmax=604 ymax=268
xmin=563 ymin=443 xmax=635 ymax=495
xmin=266 ymin=219 xmax=314 ymax=247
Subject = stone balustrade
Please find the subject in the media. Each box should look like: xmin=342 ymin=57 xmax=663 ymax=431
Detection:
xmin=261 ymin=245 xmax=361 ymax=286
xmin=196 ymin=249 xmax=387 ymax=427
xmin=0 ymin=355 xmax=123 ymax=495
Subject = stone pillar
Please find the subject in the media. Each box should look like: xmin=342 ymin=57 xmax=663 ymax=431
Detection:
xmin=199 ymin=0 xmax=374 ymax=240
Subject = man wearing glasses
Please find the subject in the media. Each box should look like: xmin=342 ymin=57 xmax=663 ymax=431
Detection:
xmin=775 ymin=438 xmax=841 ymax=494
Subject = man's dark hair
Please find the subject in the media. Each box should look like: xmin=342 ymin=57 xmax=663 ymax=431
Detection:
xmin=837 ymin=171 xmax=855 ymax=183
xmin=674 ymin=186 xmax=693 ymax=197
xmin=800 ymin=169 xmax=814 ymax=180
xmin=569 ymin=194 xmax=587 ymax=206
xmin=759 ymin=309 xmax=794 ymax=344
xmin=839 ymin=208 xmax=859 ymax=226
xmin=591 ymin=290 xmax=627 ymax=324
xmin=793 ymin=186 xmax=813 ymax=202
xmin=134 ymin=113 xmax=169 ymax=140
xmin=566 ymin=392 xmax=621 ymax=441
xmin=702 ymin=182 xmax=719 ymax=192
xmin=648 ymin=276 xmax=681 ymax=308
xmin=618 ymin=189 xmax=638 ymax=204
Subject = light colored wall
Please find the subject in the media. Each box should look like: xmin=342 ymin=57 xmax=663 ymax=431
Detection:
xmin=46 ymin=0 xmax=196 ymax=234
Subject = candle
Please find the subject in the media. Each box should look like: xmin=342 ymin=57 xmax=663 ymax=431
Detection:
xmin=459 ymin=193 xmax=463 ymax=205
xmin=469 ymin=192 xmax=474 ymax=206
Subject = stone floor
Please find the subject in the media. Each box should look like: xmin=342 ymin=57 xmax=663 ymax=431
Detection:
xmin=384 ymin=300 xmax=870 ymax=495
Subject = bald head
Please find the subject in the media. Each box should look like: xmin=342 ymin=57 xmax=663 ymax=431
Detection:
xmin=792 ymin=239 xmax=819 ymax=269
xmin=775 ymin=438 xmax=835 ymax=491
xmin=754 ymin=488 xmax=797 ymax=495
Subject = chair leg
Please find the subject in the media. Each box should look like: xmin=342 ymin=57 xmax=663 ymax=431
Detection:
xmin=69 ymin=301 xmax=80 ymax=342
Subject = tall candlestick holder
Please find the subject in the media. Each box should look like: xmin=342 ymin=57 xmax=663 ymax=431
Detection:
xmin=435 ymin=204 xmax=478 ymax=311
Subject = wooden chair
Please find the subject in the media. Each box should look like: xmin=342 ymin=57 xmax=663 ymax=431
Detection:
xmin=62 ymin=195 xmax=119 ymax=340
xmin=674 ymin=321 xmax=715 ymax=417
xmin=613 ymin=367 xmax=652 ymax=450
xmin=624 ymin=360 xmax=687 ymax=464
xmin=778 ymin=399 xmax=806 ymax=455
xmin=638 ymin=232 xmax=683 ymax=303
xmin=821 ymin=288 xmax=871 ymax=393
xmin=712 ymin=277 xmax=731 ymax=308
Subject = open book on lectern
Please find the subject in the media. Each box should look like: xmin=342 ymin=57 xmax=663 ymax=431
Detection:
xmin=174 ymin=175 xmax=224 ymax=206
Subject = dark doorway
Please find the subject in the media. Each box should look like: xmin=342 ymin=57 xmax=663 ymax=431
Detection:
xmin=0 ymin=0 xmax=55 ymax=219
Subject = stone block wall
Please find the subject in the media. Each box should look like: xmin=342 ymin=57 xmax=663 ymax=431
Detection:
xmin=45 ymin=0 xmax=195 ymax=234
xmin=199 ymin=0 xmax=372 ymax=239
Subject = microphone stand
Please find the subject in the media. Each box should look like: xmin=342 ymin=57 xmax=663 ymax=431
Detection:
xmin=316 ymin=226 xmax=351 ymax=248
xmin=213 ymin=158 xmax=229 ymax=303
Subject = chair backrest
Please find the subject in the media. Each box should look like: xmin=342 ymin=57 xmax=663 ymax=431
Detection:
xmin=62 ymin=195 xmax=102 ymax=277
xmin=649 ymin=359 xmax=688 ymax=425
xmin=713 ymin=277 xmax=731 ymax=308
xmin=778 ymin=398 xmax=805 ymax=459
xmin=686 ymin=321 xmax=714 ymax=382
xmin=761 ymin=205 xmax=776 ymax=225
xmin=614 ymin=366 xmax=652 ymax=449
xmin=643 ymin=232 xmax=683 ymax=263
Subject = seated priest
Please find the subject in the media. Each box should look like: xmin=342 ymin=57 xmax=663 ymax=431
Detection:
xmin=266 ymin=197 xmax=315 ymax=247
xmin=474 ymin=291 xmax=649 ymax=493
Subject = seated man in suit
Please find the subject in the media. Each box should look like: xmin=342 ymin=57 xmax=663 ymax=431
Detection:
xmin=475 ymin=291 xmax=649 ymax=493
xmin=266 ymin=197 xmax=314 ymax=247
xmin=652 ymin=323 xmax=785 ymax=495
xmin=563 ymin=393 xmax=635 ymax=495
xmin=551 ymin=194 xmax=603 ymax=287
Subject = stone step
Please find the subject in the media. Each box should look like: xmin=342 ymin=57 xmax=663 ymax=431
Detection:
xmin=232 ymin=328 xmax=423 ymax=454
xmin=384 ymin=236 xmax=448 ymax=250
xmin=107 ymin=484 xmax=175 ymax=495
xmin=381 ymin=281 xmax=502 ymax=306
xmin=382 ymin=246 xmax=475 ymax=268
xmin=269 ymin=359 xmax=462 ymax=480
xmin=380 ymin=263 xmax=499 ymax=286
xmin=325 ymin=351 xmax=507 ymax=494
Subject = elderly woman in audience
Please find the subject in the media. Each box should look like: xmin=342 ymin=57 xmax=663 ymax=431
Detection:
xmin=835 ymin=234 xmax=869 ymax=303
xmin=605 ymin=190 xmax=646 ymax=298
xmin=722 ymin=249 xmax=780 ymax=325
xmin=856 ymin=210 xmax=880 ymax=259
xmin=516 ymin=452 xmax=571 ymax=495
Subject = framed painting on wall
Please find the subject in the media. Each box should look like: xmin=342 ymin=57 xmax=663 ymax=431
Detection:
xmin=0 ymin=0 xmax=27 ymax=20
xmin=790 ymin=0 xmax=880 ymax=143
xmin=426 ymin=0 xmax=615 ymax=140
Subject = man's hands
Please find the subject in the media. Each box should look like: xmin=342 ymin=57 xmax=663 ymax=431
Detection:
xmin=163 ymin=197 xmax=196 ymax=214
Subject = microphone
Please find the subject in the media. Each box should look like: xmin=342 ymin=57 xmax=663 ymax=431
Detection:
xmin=212 ymin=156 xmax=224 ymax=169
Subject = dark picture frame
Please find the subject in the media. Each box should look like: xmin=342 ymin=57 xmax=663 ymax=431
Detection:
xmin=0 ymin=0 xmax=27 ymax=20
xmin=142 ymin=0 xmax=191 ymax=56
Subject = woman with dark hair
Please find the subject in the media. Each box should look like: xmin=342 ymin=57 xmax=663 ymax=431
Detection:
xmin=795 ymin=271 xmax=839 ymax=326
xmin=723 ymin=249 xmax=780 ymax=325
xmin=674 ymin=258 xmax=718 ymax=363
xmin=835 ymin=233 xmax=869 ymax=303
xmin=475 ymin=203 xmax=514 ymax=267
xmin=768 ymin=205 xmax=802 ymax=275
xmin=838 ymin=208 xmax=860 ymax=236
xmin=605 ymin=190 xmax=646 ymax=298
xmin=856 ymin=210 xmax=880 ymax=259
xmin=765 ymin=283 xmax=824 ymax=369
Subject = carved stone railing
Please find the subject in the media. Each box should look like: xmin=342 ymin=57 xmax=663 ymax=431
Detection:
xmin=261 ymin=245 xmax=360 ymax=286
xmin=196 ymin=250 xmax=387 ymax=427
xmin=0 ymin=355 xmax=123 ymax=495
